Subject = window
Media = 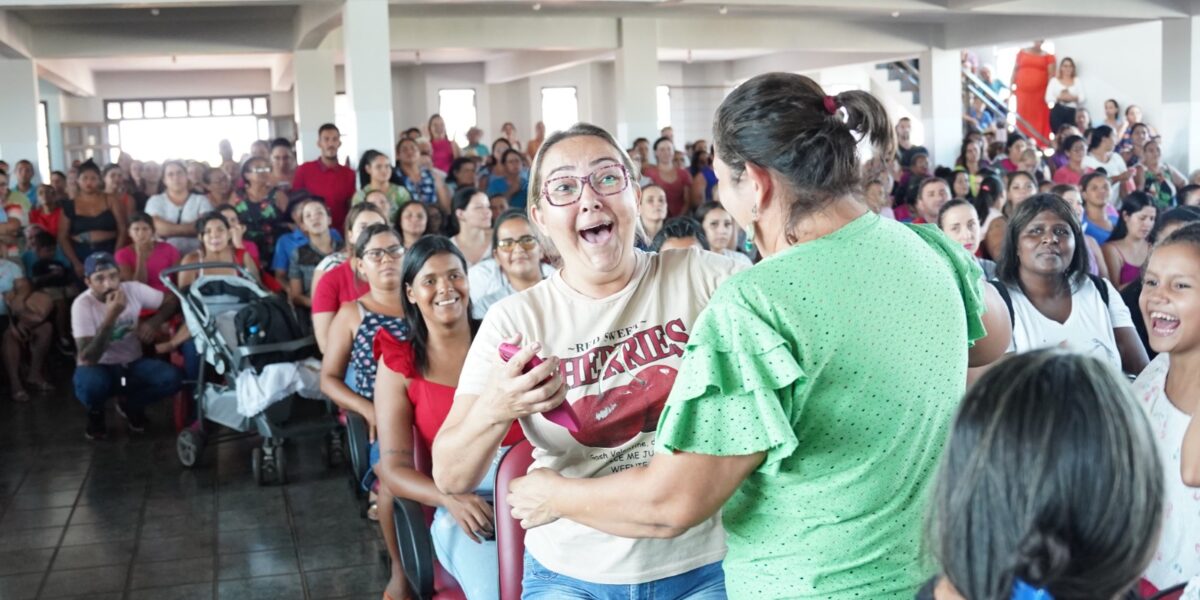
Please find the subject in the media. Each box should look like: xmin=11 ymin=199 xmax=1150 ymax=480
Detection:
xmin=104 ymin=96 xmax=271 ymax=165
xmin=541 ymin=87 xmax=579 ymax=137
xmin=438 ymin=89 xmax=477 ymax=148
xmin=656 ymin=85 xmax=671 ymax=132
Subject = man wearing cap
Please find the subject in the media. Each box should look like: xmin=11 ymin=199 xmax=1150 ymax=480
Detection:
xmin=72 ymin=251 xmax=181 ymax=440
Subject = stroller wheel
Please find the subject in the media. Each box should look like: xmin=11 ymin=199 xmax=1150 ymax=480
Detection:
xmin=177 ymin=429 xmax=205 ymax=468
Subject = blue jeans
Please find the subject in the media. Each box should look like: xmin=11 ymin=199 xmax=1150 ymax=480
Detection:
xmin=74 ymin=357 xmax=183 ymax=412
xmin=179 ymin=339 xmax=201 ymax=383
xmin=430 ymin=445 xmax=508 ymax=600
xmin=522 ymin=553 xmax=726 ymax=600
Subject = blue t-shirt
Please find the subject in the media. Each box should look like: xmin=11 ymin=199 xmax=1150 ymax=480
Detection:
xmin=270 ymin=229 xmax=342 ymax=274
xmin=0 ymin=259 xmax=24 ymax=315
xmin=1083 ymin=214 xmax=1119 ymax=245
xmin=486 ymin=174 xmax=529 ymax=210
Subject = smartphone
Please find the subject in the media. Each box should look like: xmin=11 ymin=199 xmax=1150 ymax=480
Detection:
xmin=498 ymin=342 xmax=580 ymax=432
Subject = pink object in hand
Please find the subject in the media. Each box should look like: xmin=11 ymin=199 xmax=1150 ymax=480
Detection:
xmin=498 ymin=342 xmax=580 ymax=432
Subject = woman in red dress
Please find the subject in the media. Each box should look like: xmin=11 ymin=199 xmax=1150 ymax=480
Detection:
xmin=1012 ymin=40 xmax=1056 ymax=143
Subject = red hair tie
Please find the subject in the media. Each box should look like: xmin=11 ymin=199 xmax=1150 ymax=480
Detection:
xmin=823 ymin=95 xmax=839 ymax=115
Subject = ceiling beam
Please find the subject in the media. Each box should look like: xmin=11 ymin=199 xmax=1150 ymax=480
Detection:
xmin=943 ymin=0 xmax=1019 ymax=9
xmin=294 ymin=0 xmax=343 ymax=50
xmin=944 ymin=14 xmax=1153 ymax=48
xmin=657 ymin=17 xmax=936 ymax=53
xmin=485 ymin=49 xmax=613 ymax=84
xmin=35 ymin=58 xmax=94 ymax=96
xmin=0 ymin=9 xmax=33 ymax=58
xmin=30 ymin=18 xmax=293 ymax=58
xmin=270 ymin=53 xmax=293 ymax=92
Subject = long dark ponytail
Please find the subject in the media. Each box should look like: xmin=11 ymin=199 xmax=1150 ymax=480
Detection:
xmin=713 ymin=72 xmax=893 ymax=241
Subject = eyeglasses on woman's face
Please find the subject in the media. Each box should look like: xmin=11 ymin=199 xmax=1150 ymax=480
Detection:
xmin=362 ymin=245 xmax=404 ymax=264
xmin=496 ymin=234 xmax=538 ymax=252
xmin=541 ymin=163 xmax=630 ymax=207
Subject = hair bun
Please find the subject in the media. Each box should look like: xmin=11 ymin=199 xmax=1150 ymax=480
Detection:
xmin=1014 ymin=529 xmax=1072 ymax=585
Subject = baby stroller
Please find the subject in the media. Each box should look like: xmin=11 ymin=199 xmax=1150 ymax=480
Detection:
xmin=161 ymin=262 xmax=344 ymax=485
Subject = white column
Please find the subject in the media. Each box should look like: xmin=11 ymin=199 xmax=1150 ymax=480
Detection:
xmin=0 ymin=59 xmax=42 ymax=172
xmin=614 ymin=18 xmax=658 ymax=146
xmin=919 ymin=48 xmax=962 ymax=169
xmin=293 ymin=49 xmax=337 ymax=164
xmin=343 ymin=0 xmax=394 ymax=167
xmin=1162 ymin=16 xmax=1200 ymax=175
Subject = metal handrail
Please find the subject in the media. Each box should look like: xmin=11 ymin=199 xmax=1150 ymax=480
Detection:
xmin=962 ymin=68 xmax=1054 ymax=149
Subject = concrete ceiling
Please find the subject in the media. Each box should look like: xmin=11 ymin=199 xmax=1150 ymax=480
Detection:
xmin=2 ymin=0 xmax=1191 ymax=98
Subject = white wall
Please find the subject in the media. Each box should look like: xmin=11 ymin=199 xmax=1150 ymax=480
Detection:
xmin=1053 ymin=21 xmax=1163 ymax=132
xmin=94 ymin=69 xmax=273 ymax=99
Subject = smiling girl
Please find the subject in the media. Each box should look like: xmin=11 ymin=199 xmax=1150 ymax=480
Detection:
xmin=1133 ymin=224 xmax=1200 ymax=596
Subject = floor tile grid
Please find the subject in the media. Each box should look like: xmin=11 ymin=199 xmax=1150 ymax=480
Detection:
xmin=27 ymin=458 xmax=99 ymax=599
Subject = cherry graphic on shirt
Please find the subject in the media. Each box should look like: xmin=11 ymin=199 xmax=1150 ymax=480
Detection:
xmin=568 ymin=364 xmax=677 ymax=448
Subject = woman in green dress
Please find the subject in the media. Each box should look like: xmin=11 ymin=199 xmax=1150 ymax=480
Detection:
xmin=507 ymin=72 xmax=1012 ymax=599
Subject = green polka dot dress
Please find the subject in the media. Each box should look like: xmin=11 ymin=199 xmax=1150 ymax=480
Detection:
xmin=655 ymin=212 xmax=986 ymax=599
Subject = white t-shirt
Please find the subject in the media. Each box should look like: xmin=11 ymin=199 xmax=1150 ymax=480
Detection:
xmin=720 ymin=248 xmax=753 ymax=266
xmin=1132 ymin=353 xmax=1200 ymax=589
xmin=144 ymin=192 xmax=213 ymax=255
xmin=1004 ymin=276 xmax=1132 ymax=371
xmin=1044 ymin=77 xmax=1086 ymax=108
xmin=467 ymin=258 xmax=557 ymax=319
xmin=71 ymin=281 xmax=164 ymax=365
xmin=1082 ymin=152 xmax=1128 ymax=206
xmin=457 ymin=248 xmax=745 ymax=584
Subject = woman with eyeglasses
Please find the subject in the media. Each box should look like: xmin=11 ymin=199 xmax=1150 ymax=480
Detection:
xmin=233 ymin=156 xmax=289 ymax=268
xmin=318 ymin=222 xmax=412 ymax=600
xmin=468 ymin=209 xmax=554 ymax=318
xmin=144 ymin=160 xmax=213 ymax=256
xmin=498 ymin=75 xmax=1009 ymax=599
xmin=433 ymin=123 xmax=746 ymax=598
xmin=372 ymin=235 xmax=524 ymax=600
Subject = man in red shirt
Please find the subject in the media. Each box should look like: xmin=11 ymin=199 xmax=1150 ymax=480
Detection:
xmin=292 ymin=123 xmax=356 ymax=231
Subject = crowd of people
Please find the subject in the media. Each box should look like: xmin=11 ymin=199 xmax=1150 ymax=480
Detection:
xmin=1 ymin=52 xmax=1197 ymax=600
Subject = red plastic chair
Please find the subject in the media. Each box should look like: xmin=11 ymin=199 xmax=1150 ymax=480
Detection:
xmin=493 ymin=440 xmax=536 ymax=600
xmin=392 ymin=430 xmax=466 ymax=600
xmin=391 ymin=435 xmax=535 ymax=600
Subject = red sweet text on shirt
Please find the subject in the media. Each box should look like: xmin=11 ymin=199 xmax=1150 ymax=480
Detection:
xmin=558 ymin=318 xmax=689 ymax=389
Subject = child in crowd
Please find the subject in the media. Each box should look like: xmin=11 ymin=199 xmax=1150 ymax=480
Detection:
xmin=923 ymin=350 xmax=1163 ymax=600
xmin=1134 ymin=223 xmax=1200 ymax=597
xmin=26 ymin=230 xmax=76 ymax=355
xmin=28 ymin=185 xmax=61 ymax=240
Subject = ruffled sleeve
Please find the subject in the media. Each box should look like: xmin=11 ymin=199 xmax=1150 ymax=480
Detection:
xmin=655 ymin=294 xmax=806 ymax=476
xmin=373 ymin=328 xmax=417 ymax=379
xmin=905 ymin=223 xmax=987 ymax=347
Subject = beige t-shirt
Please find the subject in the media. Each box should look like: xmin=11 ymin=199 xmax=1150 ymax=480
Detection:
xmin=458 ymin=248 xmax=743 ymax=584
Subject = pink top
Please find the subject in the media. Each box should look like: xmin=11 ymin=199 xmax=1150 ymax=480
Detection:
xmin=114 ymin=241 xmax=181 ymax=293
xmin=1052 ymin=165 xmax=1088 ymax=186
xmin=430 ymin=138 xmax=455 ymax=174
xmin=644 ymin=166 xmax=694 ymax=217
xmin=312 ymin=259 xmax=370 ymax=315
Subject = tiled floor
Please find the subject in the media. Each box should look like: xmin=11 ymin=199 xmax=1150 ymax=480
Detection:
xmin=0 ymin=361 xmax=388 ymax=600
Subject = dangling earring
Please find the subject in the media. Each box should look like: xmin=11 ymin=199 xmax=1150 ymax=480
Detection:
xmin=744 ymin=205 xmax=758 ymax=253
